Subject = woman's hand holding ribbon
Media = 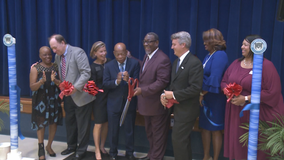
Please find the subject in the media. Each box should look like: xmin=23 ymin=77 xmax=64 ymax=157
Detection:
xmin=83 ymin=81 xmax=104 ymax=96
xmin=231 ymin=95 xmax=246 ymax=106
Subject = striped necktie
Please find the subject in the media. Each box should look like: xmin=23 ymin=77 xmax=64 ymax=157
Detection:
xmin=119 ymin=63 xmax=124 ymax=72
xmin=61 ymin=55 xmax=66 ymax=80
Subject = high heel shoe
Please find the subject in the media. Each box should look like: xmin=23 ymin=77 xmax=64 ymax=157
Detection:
xmin=38 ymin=143 xmax=46 ymax=160
xmin=46 ymin=147 xmax=56 ymax=157
xmin=100 ymin=149 xmax=109 ymax=156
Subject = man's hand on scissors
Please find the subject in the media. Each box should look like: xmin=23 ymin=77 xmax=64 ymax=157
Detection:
xmin=133 ymin=87 xmax=142 ymax=96
xmin=122 ymin=71 xmax=129 ymax=82
xmin=116 ymin=72 xmax=123 ymax=85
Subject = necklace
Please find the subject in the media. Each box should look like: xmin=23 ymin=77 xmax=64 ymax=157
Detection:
xmin=203 ymin=50 xmax=216 ymax=69
xmin=243 ymin=59 xmax=252 ymax=66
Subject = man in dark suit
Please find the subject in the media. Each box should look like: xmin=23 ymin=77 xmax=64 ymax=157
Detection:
xmin=161 ymin=31 xmax=203 ymax=160
xmin=133 ymin=32 xmax=171 ymax=160
xmin=103 ymin=43 xmax=140 ymax=160
xmin=49 ymin=34 xmax=95 ymax=160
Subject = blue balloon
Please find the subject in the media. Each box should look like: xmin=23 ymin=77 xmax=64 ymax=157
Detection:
xmin=4 ymin=34 xmax=25 ymax=153
xmin=240 ymin=39 xmax=267 ymax=160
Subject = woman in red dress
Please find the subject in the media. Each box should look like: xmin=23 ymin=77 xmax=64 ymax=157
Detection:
xmin=221 ymin=35 xmax=284 ymax=160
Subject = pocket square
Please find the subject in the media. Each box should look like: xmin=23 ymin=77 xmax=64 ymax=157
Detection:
xmin=166 ymin=99 xmax=179 ymax=108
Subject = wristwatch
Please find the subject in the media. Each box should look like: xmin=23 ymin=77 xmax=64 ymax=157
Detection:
xmin=245 ymin=96 xmax=249 ymax=103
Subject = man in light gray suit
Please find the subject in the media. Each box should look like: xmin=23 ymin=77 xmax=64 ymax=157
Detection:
xmin=49 ymin=34 xmax=95 ymax=160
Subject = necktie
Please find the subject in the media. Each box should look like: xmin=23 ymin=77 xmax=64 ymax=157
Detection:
xmin=176 ymin=58 xmax=180 ymax=73
xmin=142 ymin=56 xmax=149 ymax=71
xmin=119 ymin=63 xmax=124 ymax=72
xmin=61 ymin=55 xmax=66 ymax=80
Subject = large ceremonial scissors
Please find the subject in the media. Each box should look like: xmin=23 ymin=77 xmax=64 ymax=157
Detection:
xmin=119 ymin=77 xmax=138 ymax=126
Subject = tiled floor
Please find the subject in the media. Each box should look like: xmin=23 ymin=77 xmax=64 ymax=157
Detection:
xmin=0 ymin=134 xmax=174 ymax=160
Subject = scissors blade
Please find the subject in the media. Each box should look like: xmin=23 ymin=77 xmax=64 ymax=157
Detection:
xmin=120 ymin=100 xmax=130 ymax=126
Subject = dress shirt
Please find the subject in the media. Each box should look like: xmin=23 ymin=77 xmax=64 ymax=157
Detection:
xmin=143 ymin=47 xmax=159 ymax=71
xmin=61 ymin=45 xmax=69 ymax=68
xmin=172 ymin=50 xmax=190 ymax=100
xmin=115 ymin=58 xmax=127 ymax=86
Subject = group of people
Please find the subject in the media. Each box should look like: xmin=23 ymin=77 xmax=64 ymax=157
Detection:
xmin=29 ymin=29 xmax=284 ymax=160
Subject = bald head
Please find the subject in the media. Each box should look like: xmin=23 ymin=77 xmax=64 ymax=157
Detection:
xmin=39 ymin=46 xmax=52 ymax=65
xmin=113 ymin=42 xmax=127 ymax=64
xmin=39 ymin=46 xmax=51 ymax=56
xmin=114 ymin=43 xmax=126 ymax=51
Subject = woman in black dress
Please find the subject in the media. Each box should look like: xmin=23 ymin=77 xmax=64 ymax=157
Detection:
xmin=90 ymin=41 xmax=111 ymax=160
xmin=29 ymin=46 xmax=63 ymax=160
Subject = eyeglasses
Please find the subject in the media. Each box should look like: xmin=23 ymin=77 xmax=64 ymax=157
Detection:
xmin=143 ymin=40 xmax=156 ymax=44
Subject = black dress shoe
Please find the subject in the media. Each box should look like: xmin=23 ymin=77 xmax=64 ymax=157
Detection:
xmin=139 ymin=157 xmax=150 ymax=160
xmin=71 ymin=153 xmax=85 ymax=160
xmin=61 ymin=148 xmax=76 ymax=155
xmin=125 ymin=154 xmax=137 ymax=160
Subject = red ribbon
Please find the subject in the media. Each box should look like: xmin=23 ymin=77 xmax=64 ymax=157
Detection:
xmin=127 ymin=78 xmax=139 ymax=101
xmin=166 ymin=98 xmax=179 ymax=108
xmin=83 ymin=81 xmax=104 ymax=96
xmin=59 ymin=81 xmax=74 ymax=99
xmin=223 ymin=82 xmax=243 ymax=102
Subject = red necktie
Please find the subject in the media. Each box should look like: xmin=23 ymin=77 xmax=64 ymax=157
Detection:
xmin=142 ymin=56 xmax=149 ymax=71
xmin=61 ymin=55 xmax=66 ymax=80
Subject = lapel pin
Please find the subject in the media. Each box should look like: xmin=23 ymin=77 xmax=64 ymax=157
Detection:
xmin=181 ymin=66 xmax=184 ymax=69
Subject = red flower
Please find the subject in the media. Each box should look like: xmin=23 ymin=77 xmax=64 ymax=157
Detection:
xmin=223 ymin=82 xmax=243 ymax=102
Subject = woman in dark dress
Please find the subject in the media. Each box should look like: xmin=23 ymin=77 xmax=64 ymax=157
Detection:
xmin=89 ymin=41 xmax=111 ymax=160
xmin=199 ymin=28 xmax=229 ymax=160
xmin=221 ymin=35 xmax=284 ymax=160
xmin=29 ymin=46 xmax=63 ymax=160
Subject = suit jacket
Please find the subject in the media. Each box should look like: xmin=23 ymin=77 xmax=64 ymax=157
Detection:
xmin=103 ymin=57 xmax=140 ymax=113
xmin=55 ymin=45 xmax=95 ymax=107
xmin=137 ymin=49 xmax=171 ymax=116
xmin=170 ymin=52 xmax=203 ymax=123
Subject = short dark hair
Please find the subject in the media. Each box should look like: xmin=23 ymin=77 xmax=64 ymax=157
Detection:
xmin=239 ymin=34 xmax=261 ymax=61
xmin=146 ymin=32 xmax=159 ymax=41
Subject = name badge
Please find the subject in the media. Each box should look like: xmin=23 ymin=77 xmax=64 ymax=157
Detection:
xmin=95 ymin=66 xmax=101 ymax=71
xmin=249 ymin=70 xmax=253 ymax=74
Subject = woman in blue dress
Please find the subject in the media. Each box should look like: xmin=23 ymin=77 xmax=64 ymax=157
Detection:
xmin=199 ymin=28 xmax=229 ymax=160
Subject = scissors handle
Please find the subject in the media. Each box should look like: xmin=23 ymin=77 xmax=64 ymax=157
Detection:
xmin=127 ymin=78 xmax=138 ymax=101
